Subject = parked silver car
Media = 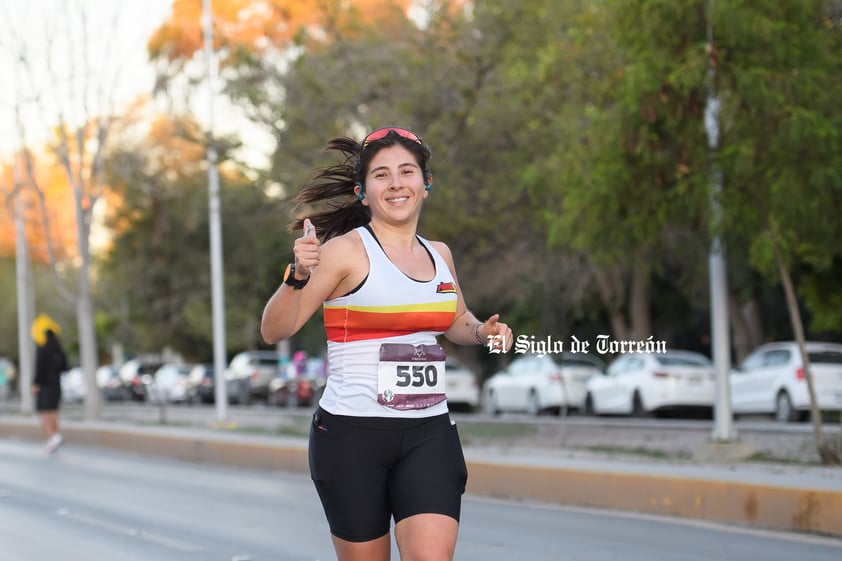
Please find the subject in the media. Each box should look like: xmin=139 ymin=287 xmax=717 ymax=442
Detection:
xmin=225 ymin=351 xmax=281 ymax=404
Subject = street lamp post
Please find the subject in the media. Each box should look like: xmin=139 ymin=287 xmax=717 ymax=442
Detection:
xmin=705 ymin=4 xmax=737 ymax=443
xmin=203 ymin=0 xmax=229 ymax=422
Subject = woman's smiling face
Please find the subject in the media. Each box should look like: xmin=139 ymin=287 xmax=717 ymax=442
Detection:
xmin=360 ymin=144 xmax=429 ymax=222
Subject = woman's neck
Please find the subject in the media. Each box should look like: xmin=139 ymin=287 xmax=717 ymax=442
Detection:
xmin=368 ymin=219 xmax=420 ymax=251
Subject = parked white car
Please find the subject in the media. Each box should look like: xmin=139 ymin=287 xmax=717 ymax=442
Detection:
xmin=730 ymin=341 xmax=842 ymax=422
xmin=60 ymin=367 xmax=87 ymax=403
xmin=147 ymin=364 xmax=191 ymax=404
xmin=483 ymin=353 xmax=605 ymax=416
xmin=582 ymin=350 xmax=714 ymax=417
xmin=445 ymin=358 xmax=480 ymax=412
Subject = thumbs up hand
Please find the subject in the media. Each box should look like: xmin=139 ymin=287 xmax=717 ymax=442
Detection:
xmin=294 ymin=218 xmax=320 ymax=275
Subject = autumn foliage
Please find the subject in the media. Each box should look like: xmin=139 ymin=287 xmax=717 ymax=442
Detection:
xmin=0 ymin=154 xmax=78 ymax=264
xmin=148 ymin=0 xmax=415 ymax=64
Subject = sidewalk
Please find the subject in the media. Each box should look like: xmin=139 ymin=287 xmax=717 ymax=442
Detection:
xmin=1 ymin=414 xmax=841 ymax=538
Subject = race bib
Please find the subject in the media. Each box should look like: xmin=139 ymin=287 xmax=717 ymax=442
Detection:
xmin=377 ymin=343 xmax=447 ymax=410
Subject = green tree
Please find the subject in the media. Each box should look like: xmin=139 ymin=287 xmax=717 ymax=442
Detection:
xmin=100 ymin=114 xmax=291 ymax=361
xmin=540 ymin=0 xmax=841 ymax=462
xmin=711 ymin=0 xmax=842 ymax=463
xmin=537 ymin=0 xmax=712 ymax=344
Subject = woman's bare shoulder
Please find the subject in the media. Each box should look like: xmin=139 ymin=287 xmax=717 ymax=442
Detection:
xmin=322 ymin=228 xmax=364 ymax=256
xmin=320 ymin=229 xmax=368 ymax=298
xmin=427 ymin=240 xmax=454 ymax=260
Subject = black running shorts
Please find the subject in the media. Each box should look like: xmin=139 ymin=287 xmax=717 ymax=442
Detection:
xmin=308 ymin=407 xmax=468 ymax=542
xmin=36 ymin=385 xmax=61 ymax=412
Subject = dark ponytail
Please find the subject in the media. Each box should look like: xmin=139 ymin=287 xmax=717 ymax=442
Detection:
xmin=288 ymin=137 xmax=368 ymax=241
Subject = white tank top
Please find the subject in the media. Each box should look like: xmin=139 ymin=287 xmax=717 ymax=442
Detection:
xmin=318 ymin=226 xmax=458 ymax=417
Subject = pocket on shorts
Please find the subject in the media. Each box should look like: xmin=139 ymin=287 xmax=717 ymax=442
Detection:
xmin=308 ymin=411 xmax=344 ymax=485
xmin=449 ymin=423 xmax=469 ymax=492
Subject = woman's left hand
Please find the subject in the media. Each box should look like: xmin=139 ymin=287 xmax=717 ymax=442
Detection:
xmin=482 ymin=314 xmax=513 ymax=352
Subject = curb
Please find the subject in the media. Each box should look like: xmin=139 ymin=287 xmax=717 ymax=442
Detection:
xmin=2 ymin=419 xmax=841 ymax=537
xmin=466 ymin=460 xmax=842 ymax=537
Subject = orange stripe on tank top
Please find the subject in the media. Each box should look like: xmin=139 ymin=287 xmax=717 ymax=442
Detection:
xmin=324 ymin=306 xmax=456 ymax=342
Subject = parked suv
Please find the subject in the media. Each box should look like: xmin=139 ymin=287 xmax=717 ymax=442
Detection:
xmin=225 ymin=351 xmax=281 ymax=404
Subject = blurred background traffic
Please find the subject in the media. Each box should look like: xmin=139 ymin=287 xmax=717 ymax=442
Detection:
xmin=3 ymin=342 xmax=842 ymax=437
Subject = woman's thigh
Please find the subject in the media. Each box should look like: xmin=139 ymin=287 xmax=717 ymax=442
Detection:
xmin=395 ymin=513 xmax=459 ymax=561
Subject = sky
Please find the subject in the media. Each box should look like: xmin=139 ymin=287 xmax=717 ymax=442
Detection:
xmin=0 ymin=0 xmax=271 ymax=168
xmin=0 ymin=0 xmax=172 ymax=155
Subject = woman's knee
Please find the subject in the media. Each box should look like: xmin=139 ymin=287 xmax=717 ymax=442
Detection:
xmin=394 ymin=513 xmax=458 ymax=561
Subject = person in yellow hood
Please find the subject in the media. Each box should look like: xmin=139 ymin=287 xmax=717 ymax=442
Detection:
xmin=31 ymin=314 xmax=68 ymax=453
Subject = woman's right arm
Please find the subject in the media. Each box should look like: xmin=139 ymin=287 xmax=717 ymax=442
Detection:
xmin=260 ymin=228 xmax=358 ymax=344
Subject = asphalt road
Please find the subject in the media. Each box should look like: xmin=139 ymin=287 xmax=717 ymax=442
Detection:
xmin=2 ymin=438 xmax=841 ymax=561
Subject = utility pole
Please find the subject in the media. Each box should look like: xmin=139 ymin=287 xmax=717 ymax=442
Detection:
xmin=13 ymin=153 xmax=34 ymax=414
xmin=203 ymin=0 xmax=229 ymax=422
xmin=705 ymin=2 xmax=737 ymax=443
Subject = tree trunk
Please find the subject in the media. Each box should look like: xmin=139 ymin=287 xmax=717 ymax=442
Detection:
xmin=743 ymin=295 xmax=766 ymax=350
xmin=591 ymin=263 xmax=630 ymax=341
xmin=729 ymin=293 xmax=767 ymax=364
xmin=12 ymin=162 xmax=35 ymax=414
xmin=608 ymin=311 xmax=630 ymax=343
xmin=69 ymin=143 xmax=102 ymax=422
xmin=77 ymin=277 xmax=101 ymax=421
xmin=629 ymin=251 xmax=650 ymax=341
xmin=774 ymin=242 xmax=839 ymax=465
xmin=729 ymin=294 xmax=752 ymax=363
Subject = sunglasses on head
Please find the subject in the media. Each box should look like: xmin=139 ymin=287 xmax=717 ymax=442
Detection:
xmin=361 ymin=127 xmax=423 ymax=147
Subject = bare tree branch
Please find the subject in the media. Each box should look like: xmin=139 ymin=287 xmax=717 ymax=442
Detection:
xmin=0 ymin=0 xmax=142 ymax=421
